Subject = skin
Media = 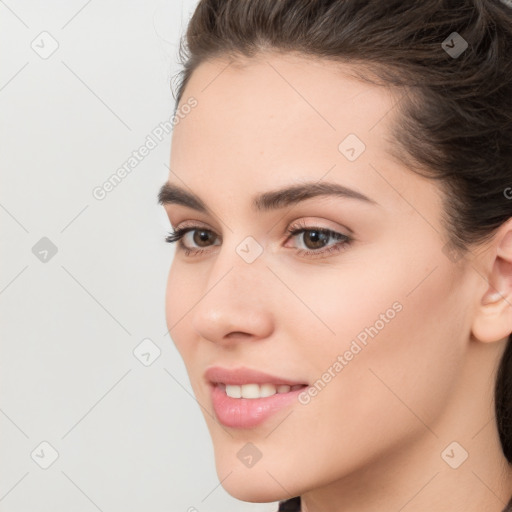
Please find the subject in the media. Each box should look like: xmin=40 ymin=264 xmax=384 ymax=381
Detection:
xmin=161 ymin=52 xmax=512 ymax=512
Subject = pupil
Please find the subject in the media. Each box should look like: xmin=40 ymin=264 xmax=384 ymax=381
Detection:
xmin=194 ymin=230 xmax=211 ymax=246
xmin=306 ymin=230 xmax=327 ymax=249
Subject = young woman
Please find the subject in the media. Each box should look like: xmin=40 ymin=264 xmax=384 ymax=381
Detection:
xmin=158 ymin=1 xmax=512 ymax=510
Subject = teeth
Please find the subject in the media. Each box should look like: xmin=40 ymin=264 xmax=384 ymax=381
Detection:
xmin=225 ymin=384 xmax=242 ymax=398
xmin=260 ymin=383 xmax=278 ymax=397
xmin=223 ymin=383 xmax=303 ymax=399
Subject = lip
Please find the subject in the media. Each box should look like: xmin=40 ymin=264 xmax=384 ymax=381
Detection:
xmin=204 ymin=365 xmax=307 ymax=386
xmin=209 ymin=382 xmax=307 ymax=429
xmin=205 ymin=365 xmax=308 ymax=429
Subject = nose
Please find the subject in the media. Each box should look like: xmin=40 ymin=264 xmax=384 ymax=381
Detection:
xmin=190 ymin=253 xmax=275 ymax=346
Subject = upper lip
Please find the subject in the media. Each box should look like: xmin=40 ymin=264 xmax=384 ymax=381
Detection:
xmin=204 ymin=365 xmax=307 ymax=386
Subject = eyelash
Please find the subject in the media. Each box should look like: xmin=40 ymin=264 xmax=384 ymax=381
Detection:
xmin=164 ymin=219 xmax=353 ymax=259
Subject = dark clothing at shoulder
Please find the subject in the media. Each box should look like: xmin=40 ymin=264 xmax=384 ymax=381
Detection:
xmin=277 ymin=495 xmax=512 ymax=511
xmin=277 ymin=497 xmax=300 ymax=511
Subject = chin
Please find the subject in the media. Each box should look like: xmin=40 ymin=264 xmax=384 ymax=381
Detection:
xmin=219 ymin=472 xmax=292 ymax=503
xmin=211 ymin=448 xmax=298 ymax=503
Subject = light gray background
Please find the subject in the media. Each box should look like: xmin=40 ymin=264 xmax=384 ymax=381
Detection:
xmin=0 ymin=1 xmax=279 ymax=510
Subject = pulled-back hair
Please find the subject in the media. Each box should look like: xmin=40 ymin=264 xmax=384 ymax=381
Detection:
xmin=171 ymin=0 xmax=512 ymax=472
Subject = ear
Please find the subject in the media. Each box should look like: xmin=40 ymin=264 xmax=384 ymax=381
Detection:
xmin=471 ymin=217 xmax=512 ymax=344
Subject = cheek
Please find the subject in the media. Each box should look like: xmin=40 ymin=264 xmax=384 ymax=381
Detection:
xmin=294 ymin=246 xmax=466 ymax=437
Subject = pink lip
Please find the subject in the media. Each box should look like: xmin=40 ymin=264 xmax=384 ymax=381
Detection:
xmin=204 ymin=366 xmax=308 ymax=429
xmin=209 ymin=383 xmax=307 ymax=428
xmin=204 ymin=365 xmax=307 ymax=386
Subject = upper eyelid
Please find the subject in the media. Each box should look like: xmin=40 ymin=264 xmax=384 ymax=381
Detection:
xmin=170 ymin=219 xmax=213 ymax=232
xmin=172 ymin=217 xmax=351 ymax=234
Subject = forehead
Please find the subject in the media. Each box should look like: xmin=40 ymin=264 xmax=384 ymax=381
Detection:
xmin=174 ymin=52 xmax=399 ymax=146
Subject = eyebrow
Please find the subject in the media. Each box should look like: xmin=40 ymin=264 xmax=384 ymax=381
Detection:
xmin=157 ymin=180 xmax=378 ymax=214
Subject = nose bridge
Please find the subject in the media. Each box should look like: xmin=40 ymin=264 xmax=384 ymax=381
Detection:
xmin=208 ymin=230 xmax=269 ymax=299
xmin=190 ymin=235 xmax=274 ymax=342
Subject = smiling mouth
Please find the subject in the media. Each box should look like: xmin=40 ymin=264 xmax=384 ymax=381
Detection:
xmin=208 ymin=371 xmax=309 ymax=428
xmin=216 ymin=382 xmax=308 ymax=399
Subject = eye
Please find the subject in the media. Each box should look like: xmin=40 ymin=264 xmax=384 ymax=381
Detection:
xmin=165 ymin=226 xmax=220 ymax=256
xmin=284 ymin=219 xmax=352 ymax=259
xmin=164 ymin=220 xmax=353 ymax=259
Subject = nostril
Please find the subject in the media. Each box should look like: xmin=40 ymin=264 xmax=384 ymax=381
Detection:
xmin=225 ymin=331 xmax=252 ymax=338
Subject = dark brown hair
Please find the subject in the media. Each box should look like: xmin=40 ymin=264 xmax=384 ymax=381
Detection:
xmin=171 ymin=0 xmax=512 ymax=476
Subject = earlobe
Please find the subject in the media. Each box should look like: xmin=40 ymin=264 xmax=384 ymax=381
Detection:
xmin=471 ymin=220 xmax=512 ymax=344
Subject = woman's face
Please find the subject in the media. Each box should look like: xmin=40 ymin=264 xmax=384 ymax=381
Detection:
xmin=161 ymin=53 xmax=481 ymax=502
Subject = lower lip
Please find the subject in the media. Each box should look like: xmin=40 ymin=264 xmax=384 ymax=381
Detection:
xmin=210 ymin=384 xmax=307 ymax=429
